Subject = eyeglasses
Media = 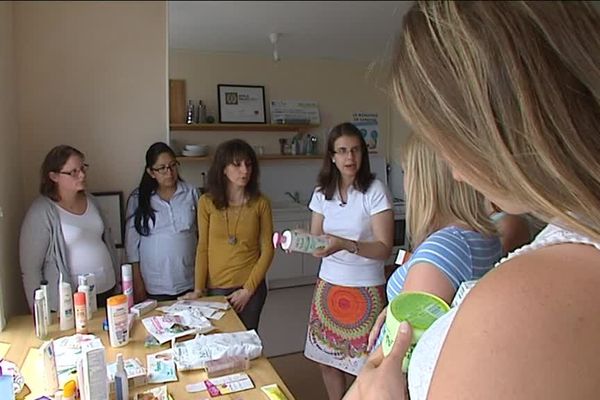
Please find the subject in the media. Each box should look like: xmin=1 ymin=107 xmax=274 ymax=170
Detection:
xmin=151 ymin=161 xmax=180 ymax=175
xmin=333 ymin=146 xmax=361 ymax=156
xmin=58 ymin=163 xmax=89 ymax=177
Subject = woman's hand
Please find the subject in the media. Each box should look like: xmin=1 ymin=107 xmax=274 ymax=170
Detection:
xmin=179 ymin=289 xmax=204 ymax=300
xmin=367 ymin=306 xmax=388 ymax=352
xmin=227 ymin=288 xmax=252 ymax=313
xmin=343 ymin=321 xmax=412 ymax=400
xmin=312 ymin=234 xmax=350 ymax=258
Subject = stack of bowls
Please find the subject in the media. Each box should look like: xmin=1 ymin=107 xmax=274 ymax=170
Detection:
xmin=182 ymin=144 xmax=208 ymax=157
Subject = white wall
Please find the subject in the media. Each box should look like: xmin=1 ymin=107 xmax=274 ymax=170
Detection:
xmin=169 ymin=50 xmax=411 ymax=201
xmin=0 ymin=1 xmax=27 ymax=319
xmin=14 ymin=1 xmax=169 ymax=207
xmin=6 ymin=1 xmax=168 ymax=314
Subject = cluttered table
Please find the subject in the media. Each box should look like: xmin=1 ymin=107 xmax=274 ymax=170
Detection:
xmin=0 ymin=296 xmax=295 ymax=399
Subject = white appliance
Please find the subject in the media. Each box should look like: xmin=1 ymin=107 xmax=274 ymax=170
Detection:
xmin=369 ymin=155 xmax=407 ymax=266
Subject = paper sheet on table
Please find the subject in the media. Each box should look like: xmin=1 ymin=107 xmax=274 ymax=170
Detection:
xmin=172 ymin=330 xmax=263 ymax=371
xmin=156 ymin=300 xmax=230 ymax=320
xmin=142 ymin=314 xmax=213 ymax=345
xmin=146 ymin=350 xmax=178 ymax=384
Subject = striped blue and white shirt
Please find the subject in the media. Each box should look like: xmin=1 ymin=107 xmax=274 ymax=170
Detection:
xmin=376 ymin=225 xmax=501 ymax=347
xmin=387 ymin=226 xmax=502 ymax=298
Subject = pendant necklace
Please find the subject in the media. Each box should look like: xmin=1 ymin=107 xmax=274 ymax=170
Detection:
xmin=224 ymin=201 xmax=244 ymax=245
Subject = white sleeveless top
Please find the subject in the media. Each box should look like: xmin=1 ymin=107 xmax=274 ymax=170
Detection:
xmin=408 ymin=223 xmax=600 ymax=400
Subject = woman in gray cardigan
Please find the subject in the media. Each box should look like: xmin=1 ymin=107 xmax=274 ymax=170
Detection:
xmin=19 ymin=145 xmax=120 ymax=312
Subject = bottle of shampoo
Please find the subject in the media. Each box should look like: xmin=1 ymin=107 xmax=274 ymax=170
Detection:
xmin=59 ymin=275 xmax=74 ymax=331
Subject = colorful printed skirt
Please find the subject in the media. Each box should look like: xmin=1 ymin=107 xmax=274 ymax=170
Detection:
xmin=304 ymin=278 xmax=386 ymax=375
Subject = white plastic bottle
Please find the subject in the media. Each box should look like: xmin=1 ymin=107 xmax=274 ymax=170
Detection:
xmin=114 ymin=353 xmax=129 ymax=400
xmin=59 ymin=275 xmax=74 ymax=331
xmin=84 ymin=273 xmax=98 ymax=313
xmin=40 ymin=279 xmax=51 ymax=325
xmin=121 ymin=264 xmax=134 ymax=310
xmin=107 ymin=294 xmax=130 ymax=347
xmin=34 ymin=289 xmax=48 ymax=339
xmin=77 ymin=276 xmax=92 ymax=320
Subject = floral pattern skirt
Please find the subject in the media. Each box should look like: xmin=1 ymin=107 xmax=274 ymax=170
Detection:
xmin=304 ymin=278 xmax=386 ymax=375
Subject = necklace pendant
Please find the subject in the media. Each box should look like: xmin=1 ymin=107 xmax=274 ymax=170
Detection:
xmin=228 ymin=235 xmax=237 ymax=245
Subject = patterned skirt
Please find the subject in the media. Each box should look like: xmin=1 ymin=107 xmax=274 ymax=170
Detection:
xmin=304 ymin=278 xmax=386 ymax=375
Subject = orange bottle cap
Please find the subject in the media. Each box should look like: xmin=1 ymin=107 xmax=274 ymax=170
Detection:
xmin=106 ymin=294 xmax=127 ymax=307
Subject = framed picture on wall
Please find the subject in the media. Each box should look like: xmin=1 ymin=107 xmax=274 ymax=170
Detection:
xmin=92 ymin=191 xmax=124 ymax=248
xmin=218 ymin=84 xmax=266 ymax=124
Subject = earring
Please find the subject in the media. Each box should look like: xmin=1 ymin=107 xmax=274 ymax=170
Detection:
xmin=332 ymin=159 xmax=336 ymax=163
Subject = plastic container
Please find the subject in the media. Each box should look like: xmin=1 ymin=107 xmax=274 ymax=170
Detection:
xmin=40 ymin=280 xmax=50 ymax=325
xmin=273 ymin=230 xmax=329 ymax=254
xmin=77 ymin=282 xmax=92 ymax=320
xmin=34 ymin=289 xmax=48 ymax=339
xmin=74 ymin=292 xmax=88 ymax=334
xmin=121 ymin=264 xmax=134 ymax=310
xmin=205 ymin=355 xmax=250 ymax=378
xmin=58 ymin=276 xmax=74 ymax=331
xmin=382 ymin=292 xmax=450 ymax=371
xmin=106 ymin=295 xmax=130 ymax=348
xmin=84 ymin=273 xmax=98 ymax=313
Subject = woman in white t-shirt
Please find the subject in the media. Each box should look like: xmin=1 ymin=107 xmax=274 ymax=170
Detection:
xmin=304 ymin=122 xmax=394 ymax=400
xmin=345 ymin=2 xmax=600 ymax=400
xmin=19 ymin=145 xmax=119 ymax=312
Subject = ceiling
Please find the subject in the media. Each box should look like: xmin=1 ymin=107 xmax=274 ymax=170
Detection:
xmin=168 ymin=1 xmax=412 ymax=63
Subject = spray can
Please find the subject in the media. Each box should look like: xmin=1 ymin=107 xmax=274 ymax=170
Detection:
xmin=107 ymin=295 xmax=130 ymax=347
xmin=272 ymin=230 xmax=330 ymax=254
xmin=73 ymin=292 xmax=88 ymax=334
xmin=34 ymin=289 xmax=48 ymax=339
xmin=78 ymin=276 xmax=92 ymax=320
xmin=121 ymin=264 xmax=134 ymax=310
xmin=58 ymin=275 xmax=74 ymax=331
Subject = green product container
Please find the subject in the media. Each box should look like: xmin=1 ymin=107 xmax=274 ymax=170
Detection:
xmin=382 ymin=291 xmax=450 ymax=372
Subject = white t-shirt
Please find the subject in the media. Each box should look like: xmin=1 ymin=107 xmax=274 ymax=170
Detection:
xmin=58 ymin=199 xmax=116 ymax=293
xmin=309 ymin=178 xmax=392 ymax=287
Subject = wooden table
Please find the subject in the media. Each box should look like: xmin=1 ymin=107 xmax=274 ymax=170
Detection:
xmin=0 ymin=297 xmax=295 ymax=399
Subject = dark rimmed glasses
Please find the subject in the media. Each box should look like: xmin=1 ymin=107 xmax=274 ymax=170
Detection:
xmin=151 ymin=161 xmax=180 ymax=175
xmin=58 ymin=163 xmax=89 ymax=177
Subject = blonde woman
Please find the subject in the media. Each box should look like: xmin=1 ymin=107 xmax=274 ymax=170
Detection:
xmin=346 ymin=2 xmax=600 ymax=400
xmin=367 ymin=134 xmax=502 ymax=350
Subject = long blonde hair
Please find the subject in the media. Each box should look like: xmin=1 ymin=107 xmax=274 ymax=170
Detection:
xmin=393 ymin=1 xmax=600 ymax=241
xmin=403 ymin=133 xmax=496 ymax=249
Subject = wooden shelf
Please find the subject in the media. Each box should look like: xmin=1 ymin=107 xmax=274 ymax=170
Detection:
xmin=170 ymin=123 xmax=318 ymax=132
xmin=177 ymin=154 xmax=322 ymax=162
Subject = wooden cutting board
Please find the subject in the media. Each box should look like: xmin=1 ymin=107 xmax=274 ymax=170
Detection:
xmin=169 ymin=79 xmax=186 ymax=124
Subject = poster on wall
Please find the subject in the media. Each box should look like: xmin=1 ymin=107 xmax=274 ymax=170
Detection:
xmin=270 ymin=100 xmax=321 ymax=125
xmin=218 ymin=84 xmax=266 ymax=124
xmin=352 ymin=112 xmax=379 ymax=153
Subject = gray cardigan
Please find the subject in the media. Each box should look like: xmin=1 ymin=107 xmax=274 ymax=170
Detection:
xmin=19 ymin=194 xmax=120 ymax=311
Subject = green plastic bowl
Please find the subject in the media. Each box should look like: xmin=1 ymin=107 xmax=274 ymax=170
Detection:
xmin=382 ymin=292 xmax=450 ymax=371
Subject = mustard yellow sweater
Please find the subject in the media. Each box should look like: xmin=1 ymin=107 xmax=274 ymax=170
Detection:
xmin=194 ymin=194 xmax=274 ymax=293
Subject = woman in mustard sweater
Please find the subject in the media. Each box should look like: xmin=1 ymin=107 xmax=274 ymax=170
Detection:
xmin=183 ymin=139 xmax=274 ymax=330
